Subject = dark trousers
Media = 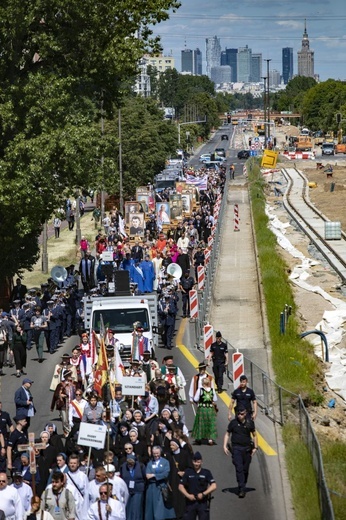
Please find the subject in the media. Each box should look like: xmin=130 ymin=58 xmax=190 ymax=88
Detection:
xmin=232 ymin=445 xmax=252 ymax=491
xmin=13 ymin=344 xmax=27 ymax=370
xmin=162 ymin=323 xmax=175 ymax=348
xmin=0 ymin=346 xmax=6 ymax=369
xmin=183 ymin=499 xmax=210 ymax=520
xmin=212 ymin=362 xmax=225 ymax=390
xmin=182 ymin=293 xmax=190 ymax=317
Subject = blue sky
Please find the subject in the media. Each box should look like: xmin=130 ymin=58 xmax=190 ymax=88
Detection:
xmin=151 ymin=0 xmax=346 ymax=81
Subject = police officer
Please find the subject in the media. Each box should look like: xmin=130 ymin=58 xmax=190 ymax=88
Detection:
xmin=179 ymin=270 xmax=195 ymax=318
xmin=228 ymin=375 xmax=257 ymax=421
xmin=158 ymin=292 xmax=177 ymax=350
xmin=223 ymin=406 xmax=258 ymax=498
xmin=178 ymin=451 xmax=217 ymax=519
xmin=207 ymin=331 xmax=228 ymax=393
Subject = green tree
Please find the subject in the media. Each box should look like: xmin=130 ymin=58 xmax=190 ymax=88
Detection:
xmin=300 ymin=80 xmax=346 ymax=132
xmin=0 ymin=0 xmax=180 ymax=281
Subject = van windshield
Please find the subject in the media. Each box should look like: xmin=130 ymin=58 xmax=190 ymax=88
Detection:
xmin=92 ymin=308 xmax=150 ymax=333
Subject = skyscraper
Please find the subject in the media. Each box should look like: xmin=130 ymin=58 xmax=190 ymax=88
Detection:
xmin=206 ymin=36 xmax=221 ymax=78
xmin=237 ymin=45 xmax=252 ymax=83
xmin=181 ymin=48 xmax=203 ymax=75
xmin=297 ymin=20 xmax=314 ymax=78
xmin=251 ymin=53 xmax=262 ymax=82
xmin=211 ymin=66 xmax=232 ymax=84
xmin=221 ymin=48 xmax=238 ymax=82
xmin=282 ymin=47 xmax=293 ymax=84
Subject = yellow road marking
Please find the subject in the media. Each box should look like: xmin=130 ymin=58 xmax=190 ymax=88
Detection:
xmin=176 ymin=323 xmax=277 ymax=456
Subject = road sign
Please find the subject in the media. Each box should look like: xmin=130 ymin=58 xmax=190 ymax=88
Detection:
xmin=121 ymin=376 xmax=146 ymax=396
xmin=189 ymin=289 xmax=198 ymax=319
xmin=77 ymin=422 xmax=107 ymax=449
xmin=232 ymin=352 xmax=244 ymax=389
xmin=254 ymin=136 xmax=259 ymax=142
xmin=203 ymin=324 xmax=213 ymax=358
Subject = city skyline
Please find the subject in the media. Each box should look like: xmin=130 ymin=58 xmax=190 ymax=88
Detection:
xmin=150 ymin=0 xmax=346 ymax=81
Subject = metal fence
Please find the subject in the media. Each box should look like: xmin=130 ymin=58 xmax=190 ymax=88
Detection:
xmin=192 ymin=178 xmax=335 ymax=520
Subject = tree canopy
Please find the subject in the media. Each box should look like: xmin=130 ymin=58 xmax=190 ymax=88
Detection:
xmin=0 ymin=0 xmax=180 ymax=280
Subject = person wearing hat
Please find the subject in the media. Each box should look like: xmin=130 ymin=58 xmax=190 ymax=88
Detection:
xmin=163 ymin=365 xmax=186 ymax=403
xmin=9 ymin=469 xmax=33 ymax=512
xmin=120 ymin=452 xmax=146 ymax=520
xmin=189 ymin=361 xmax=214 ymax=403
xmin=9 ymin=299 xmax=24 ymax=326
xmin=30 ymin=306 xmax=47 ymax=362
xmin=207 ymin=331 xmax=228 ymax=394
xmin=141 ymin=351 xmax=159 ymax=383
xmin=42 ymin=300 xmax=55 ymax=354
xmin=14 ymin=378 xmax=35 ymax=430
xmin=6 ymin=415 xmax=28 ymax=471
xmin=145 ymin=445 xmax=175 ymax=520
xmin=229 ymin=375 xmax=257 ymax=421
xmin=179 ymin=451 xmax=216 ymax=519
xmin=191 ymin=376 xmax=218 ymax=446
xmin=223 ymin=405 xmax=258 ymax=498
xmin=51 ymin=370 xmax=76 ymax=434
xmin=21 ymin=302 xmax=34 ymax=350
xmin=167 ymin=437 xmax=193 ymax=520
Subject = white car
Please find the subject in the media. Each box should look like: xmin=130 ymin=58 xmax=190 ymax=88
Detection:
xmin=199 ymin=153 xmax=211 ymax=162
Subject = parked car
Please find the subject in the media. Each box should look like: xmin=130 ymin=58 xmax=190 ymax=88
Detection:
xmin=237 ymin=150 xmax=250 ymax=159
xmin=199 ymin=153 xmax=211 ymax=162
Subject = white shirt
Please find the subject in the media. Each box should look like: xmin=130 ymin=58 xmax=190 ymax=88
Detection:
xmin=87 ymin=498 xmax=124 ymax=520
xmin=66 ymin=470 xmax=89 ymax=519
xmin=0 ymin=485 xmax=24 ymax=520
xmin=109 ymin=476 xmax=129 ymax=517
xmin=10 ymin=482 xmax=33 ymax=512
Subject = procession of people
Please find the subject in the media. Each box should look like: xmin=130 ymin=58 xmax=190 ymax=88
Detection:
xmin=0 ymin=159 xmax=259 ymax=518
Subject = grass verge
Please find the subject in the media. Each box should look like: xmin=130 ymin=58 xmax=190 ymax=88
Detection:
xmin=248 ymin=158 xmax=322 ymax=401
xmin=282 ymin=423 xmax=320 ymax=520
xmin=248 ymin=158 xmax=346 ymax=519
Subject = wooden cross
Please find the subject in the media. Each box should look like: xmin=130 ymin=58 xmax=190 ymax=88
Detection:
xmin=18 ymin=432 xmax=46 ymax=495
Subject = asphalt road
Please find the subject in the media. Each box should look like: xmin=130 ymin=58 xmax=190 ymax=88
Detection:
xmin=1 ymin=131 xmax=291 ymax=518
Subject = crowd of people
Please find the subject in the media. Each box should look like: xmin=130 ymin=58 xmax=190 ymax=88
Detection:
xmin=0 ymin=161 xmax=260 ymax=518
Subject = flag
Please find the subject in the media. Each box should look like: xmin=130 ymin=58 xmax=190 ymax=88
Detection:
xmin=93 ymin=335 xmax=109 ymax=396
xmin=114 ymin=346 xmax=124 ymax=385
xmin=118 ymin=215 xmax=127 ymax=238
xmin=90 ymin=330 xmax=97 ymax=366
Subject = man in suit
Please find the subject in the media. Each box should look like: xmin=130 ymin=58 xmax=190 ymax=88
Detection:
xmin=10 ymin=279 xmax=27 ymax=304
xmin=14 ymin=378 xmax=36 ymax=431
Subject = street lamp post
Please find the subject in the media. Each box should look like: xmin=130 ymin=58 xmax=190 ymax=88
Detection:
xmin=261 ymin=76 xmax=267 ymax=146
xmin=265 ymin=59 xmax=272 ymax=145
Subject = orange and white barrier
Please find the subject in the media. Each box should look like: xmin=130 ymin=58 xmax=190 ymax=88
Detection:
xmin=232 ymin=351 xmax=244 ymax=389
xmin=189 ymin=289 xmax=198 ymax=319
xmin=197 ymin=266 xmax=205 ymax=290
xmin=234 ymin=204 xmax=240 ymax=232
xmin=203 ymin=324 xmax=213 ymax=358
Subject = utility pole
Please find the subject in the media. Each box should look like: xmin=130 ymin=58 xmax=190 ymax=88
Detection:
xmin=42 ymin=221 xmax=48 ymax=274
xmin=100 ymin=90 xmax=105 ymax=219
xmin=75 ymin=191 xmax=81 ymax=245
xmin=178 ymin=117 xmax=207 ymax=146
xmin=118 ymin=108 xmax=124 ymax=214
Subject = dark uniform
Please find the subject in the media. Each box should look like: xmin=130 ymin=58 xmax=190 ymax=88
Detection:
xmin=209 ymin=336 xmax=228 ymax=393
xmin=231 ymin=386 xmax=257 ymax=417
xmin=226 ymin=415 xmax=257 ymax=495
xmin=8 ymin=427 xmax=28 ymax=468
xmin=180 ymin=273 xmax=195 ymax=318
xmin=180 ymin=466 xmax=215 ymax=519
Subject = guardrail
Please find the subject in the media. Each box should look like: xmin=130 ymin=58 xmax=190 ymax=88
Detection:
xmin=192 ymin=176 xmax=335 ymax=520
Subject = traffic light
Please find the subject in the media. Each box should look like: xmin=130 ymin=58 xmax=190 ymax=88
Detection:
xmin=336 ymin=113 xmax=342 ymax=124
xmin=227 ymin=114 xmax=231 ymax=124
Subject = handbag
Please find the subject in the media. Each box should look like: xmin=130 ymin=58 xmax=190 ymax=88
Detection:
xmin=160 ymin=482 xmax=173 ymax=506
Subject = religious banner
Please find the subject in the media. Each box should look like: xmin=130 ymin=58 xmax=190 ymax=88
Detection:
xmin=169 ymin=194 xmax=183 ymax=220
